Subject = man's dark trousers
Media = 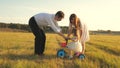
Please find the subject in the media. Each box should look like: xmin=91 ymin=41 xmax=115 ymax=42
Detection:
xmin=29 ymin=17 xmax=46 ymax=55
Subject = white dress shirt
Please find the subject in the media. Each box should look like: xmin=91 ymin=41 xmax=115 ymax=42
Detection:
xmin=33 ymin=13 xmax=61 ymax=33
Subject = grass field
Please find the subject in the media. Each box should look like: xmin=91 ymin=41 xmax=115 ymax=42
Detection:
xmin=0 ymin=32 xmax=120 ymax=68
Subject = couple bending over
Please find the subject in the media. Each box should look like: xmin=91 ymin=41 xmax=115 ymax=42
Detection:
xmin=29 ymin=11 xmax=89 ymax=57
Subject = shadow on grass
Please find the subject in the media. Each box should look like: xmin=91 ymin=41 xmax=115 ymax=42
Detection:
xmin=0 ymin=53 xmax=57 ymax=61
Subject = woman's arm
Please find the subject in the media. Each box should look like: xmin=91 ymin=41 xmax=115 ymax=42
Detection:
xmin=67 ymin=23 xmax=73 ymax=38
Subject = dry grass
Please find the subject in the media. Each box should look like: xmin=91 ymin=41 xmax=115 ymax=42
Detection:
xmin=0 ymin=32 xmax=120 ymax=68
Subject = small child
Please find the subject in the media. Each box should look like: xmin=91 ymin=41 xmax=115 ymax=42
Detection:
xmin=67 ymin=28 xmax=82 ymax=59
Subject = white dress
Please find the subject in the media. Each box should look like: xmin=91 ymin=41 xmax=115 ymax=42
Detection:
xmin=68 ymin=22 xmax=90 ymax=43
xmin=80 ymin=22 xmax=90 ymax=42
xmin=67 ymin=37 xmax=82 ymax=53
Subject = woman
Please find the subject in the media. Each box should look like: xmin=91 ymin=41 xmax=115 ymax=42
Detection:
xmin=67 ymin=14 xmax=90 ymax=56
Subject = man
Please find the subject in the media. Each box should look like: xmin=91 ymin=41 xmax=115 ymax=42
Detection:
xmin=29 ymin=11 xmax=67 ymax=56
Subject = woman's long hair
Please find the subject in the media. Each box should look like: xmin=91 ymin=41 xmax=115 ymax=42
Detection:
xmin=69 ymin=13 xmax=81 ymax=28
xmin=69 ymin=14 xmax=77 ymax=28
xmin=69 ymin=14 xmax=81 ymax=37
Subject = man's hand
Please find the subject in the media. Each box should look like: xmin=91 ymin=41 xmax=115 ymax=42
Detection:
xmin=65 ymin=37 xmax=71 ymax=41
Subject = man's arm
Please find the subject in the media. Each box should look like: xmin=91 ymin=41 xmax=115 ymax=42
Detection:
xmin=57 ymin=31 xmax=67 ymax=39
xmin=46 ymin=16 xmax=67 ymax=39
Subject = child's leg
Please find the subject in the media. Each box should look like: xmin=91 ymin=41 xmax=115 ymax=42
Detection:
xmin=69 ymin=50 xmax=72 ymax=56
xmin=68 ymin=50 xmax=73 ymax=59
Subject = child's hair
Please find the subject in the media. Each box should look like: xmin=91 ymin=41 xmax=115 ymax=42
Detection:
xmin=72 ymin=28 xmax=77 ymax=36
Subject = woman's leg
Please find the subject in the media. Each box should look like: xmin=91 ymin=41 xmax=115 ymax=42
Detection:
xmin=81 ymin=42 xmax=85 ymax=54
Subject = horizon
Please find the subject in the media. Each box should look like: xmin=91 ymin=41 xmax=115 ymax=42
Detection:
xmin=0 ymin=0 xmax=120 ymax=31
xmin=0 ymin=22 xmax=120 ymax=31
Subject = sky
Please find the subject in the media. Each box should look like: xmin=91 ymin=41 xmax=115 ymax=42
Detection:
xmin=0 ymin=0 xmax=120 ymax=31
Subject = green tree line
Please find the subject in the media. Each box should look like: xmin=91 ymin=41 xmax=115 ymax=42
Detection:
xmin=0 ymin=22 xmax=68 ymax=33
xmin=1 ymin=22 xmax=120 ymax=35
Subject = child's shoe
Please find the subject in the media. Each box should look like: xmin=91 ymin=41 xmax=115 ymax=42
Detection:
xmin=74 ymin=52 xmax=80 ymax=57
xmin=68 ymin=55 xmax=73 ymax=59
